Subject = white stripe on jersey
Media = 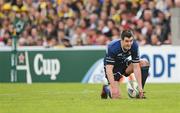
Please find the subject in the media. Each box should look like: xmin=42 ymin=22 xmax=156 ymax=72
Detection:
xmin=106 ymin=60 xmax=115 ymax=63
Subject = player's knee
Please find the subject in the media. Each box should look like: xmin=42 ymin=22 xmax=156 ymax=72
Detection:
xmin=140 ymin=59 xmax=150 ymax=67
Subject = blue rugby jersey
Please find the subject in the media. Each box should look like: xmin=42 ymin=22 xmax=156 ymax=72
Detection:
xmin=104 ymin=39 xmax=140 ymax=74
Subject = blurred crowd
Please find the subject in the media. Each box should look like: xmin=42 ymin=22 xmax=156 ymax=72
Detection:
xmin=0 ymin=0 xmax=180 ymax=47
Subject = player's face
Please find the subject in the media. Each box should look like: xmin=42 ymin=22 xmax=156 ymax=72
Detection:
xmin=122 ymin=37 xmax=133 ymax=51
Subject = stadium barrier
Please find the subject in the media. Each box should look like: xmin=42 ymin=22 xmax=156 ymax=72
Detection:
xmin=0 ymin=45 xmax=179 ymax=83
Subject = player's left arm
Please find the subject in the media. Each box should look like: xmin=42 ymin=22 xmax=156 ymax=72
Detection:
xmin=133 ymin=63 xmax=143 ymax=92
xmin=131 ymin=41 xmax=143 ymax=92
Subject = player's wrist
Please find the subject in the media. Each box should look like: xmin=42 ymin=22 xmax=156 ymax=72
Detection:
xmin=139 ymin=88 xmax=143 ymax=93
xmin=110 ymin=82 xmax=116 ymax=89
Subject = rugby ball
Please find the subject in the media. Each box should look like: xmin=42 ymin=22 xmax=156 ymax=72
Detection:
xmin=127 ymin=80 xmax=139 ymax=98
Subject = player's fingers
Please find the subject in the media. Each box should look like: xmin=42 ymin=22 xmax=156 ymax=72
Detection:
xmin=112 ymin=92 xmax=120 ymax=99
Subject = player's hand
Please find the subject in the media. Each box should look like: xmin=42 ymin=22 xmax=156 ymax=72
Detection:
xmin=111 ymin=86 xmax=120 ymax=99
xmin=138 ymin=91 xmax=146 ymax=99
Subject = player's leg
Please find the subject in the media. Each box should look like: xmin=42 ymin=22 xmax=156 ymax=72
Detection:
xmin=101 ymin=84 xmax=111 ymax=99
xmin=101 ymin=66 xmax=110 ymax=99
xmin=101 ymin=66 xmax=112 ymax=99
xmin=125 ymin=64 xmax=145 ymax=98
xmin=125 ymin=59 xmax=150 ymax=89
xmin=101 ymin=82 xmax=121 ymax=99
xmin=139 ymin=59 xmax=150 ymax=89
xmin=124 ymin=63 xmax=133 ymax=76
xmin=101 ymin=68 xmax=122 ymax=99
xmin=128 ymin=73 xmax=136 ymax=81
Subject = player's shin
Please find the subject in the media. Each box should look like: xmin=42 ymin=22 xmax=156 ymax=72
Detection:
xmin=141 ymin=66 xmax=149 ymax=89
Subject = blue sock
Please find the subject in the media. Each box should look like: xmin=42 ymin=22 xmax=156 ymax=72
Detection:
xmin=104 ymin=85 xmax=112 ymax=98
xmin=141 ymin=66 xmax=149 ymax=89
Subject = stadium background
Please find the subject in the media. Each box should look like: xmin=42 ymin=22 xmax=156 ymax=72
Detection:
xmin=0 ymin=0 xmax=180 ymax=113
xmin=1 ymin=0 xmax=179 ymax=47
xmin=0 ymin=0 xmax=180 ymax=83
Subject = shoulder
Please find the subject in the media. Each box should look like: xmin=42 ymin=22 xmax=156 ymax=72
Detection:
xmin=131 ymin=40 xmax=139 ymax=50
xmin=106 ymin=39 xmax=120 ymax=55
xmin=108 ymin=39 xmax=121 ymax=50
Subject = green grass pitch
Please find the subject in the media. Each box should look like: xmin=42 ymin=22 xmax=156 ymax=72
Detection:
xmin=0 ymin=83 xmax=180 ymax=113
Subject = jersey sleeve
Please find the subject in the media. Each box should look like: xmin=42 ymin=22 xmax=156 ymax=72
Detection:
xmin=131 ymin=41 xmax=140 ymax=63
xmin=104 ymin=45 xmax=116 ymax=65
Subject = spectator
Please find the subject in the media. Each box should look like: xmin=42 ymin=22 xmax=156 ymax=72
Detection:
xmin=111 ymin=27 xmax=120 ymax=40
xmin=86 ymin=28 xmax=98 ymax=45
xmin=0 ymin=0 xmax=174 ymax=47
xmin=71 ymin=26 xmax=87 ymax=46
xmin=151 ymin=34 xmax=161 ymax=46
xmin=56 ymin=29 xmax=71 ymax=47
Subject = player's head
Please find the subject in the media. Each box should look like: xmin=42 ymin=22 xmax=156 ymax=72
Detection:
xmin=121 ymin=30 xmax=134 ymax=40
xmin=121 ymin=30 xmax=134 ymax=51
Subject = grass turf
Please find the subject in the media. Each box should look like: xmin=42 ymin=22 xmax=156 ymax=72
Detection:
xmin=0 ymin=83 xmax=180 ymax=113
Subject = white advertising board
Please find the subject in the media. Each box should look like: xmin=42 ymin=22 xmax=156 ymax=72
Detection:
xmin=82 ymin=46 xmax=180 ymax=83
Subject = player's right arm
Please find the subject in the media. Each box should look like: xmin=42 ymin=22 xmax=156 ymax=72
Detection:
xmin=105 ymin=65 xmax=115 ymax=87
xmin=105 ymin=45 xmax=119 ymax=98
xmin=105 ymin=65 xmax=119 ymax=98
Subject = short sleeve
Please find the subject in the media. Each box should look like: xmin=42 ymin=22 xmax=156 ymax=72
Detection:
xmin=131 ymin=41 xmax=140 ymax=63
xmin=104 ymin=45 xmax=116 ymax=65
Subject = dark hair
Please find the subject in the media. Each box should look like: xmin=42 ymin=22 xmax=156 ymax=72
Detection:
xmin=121 ymin=30 xmax=134 ymax=40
